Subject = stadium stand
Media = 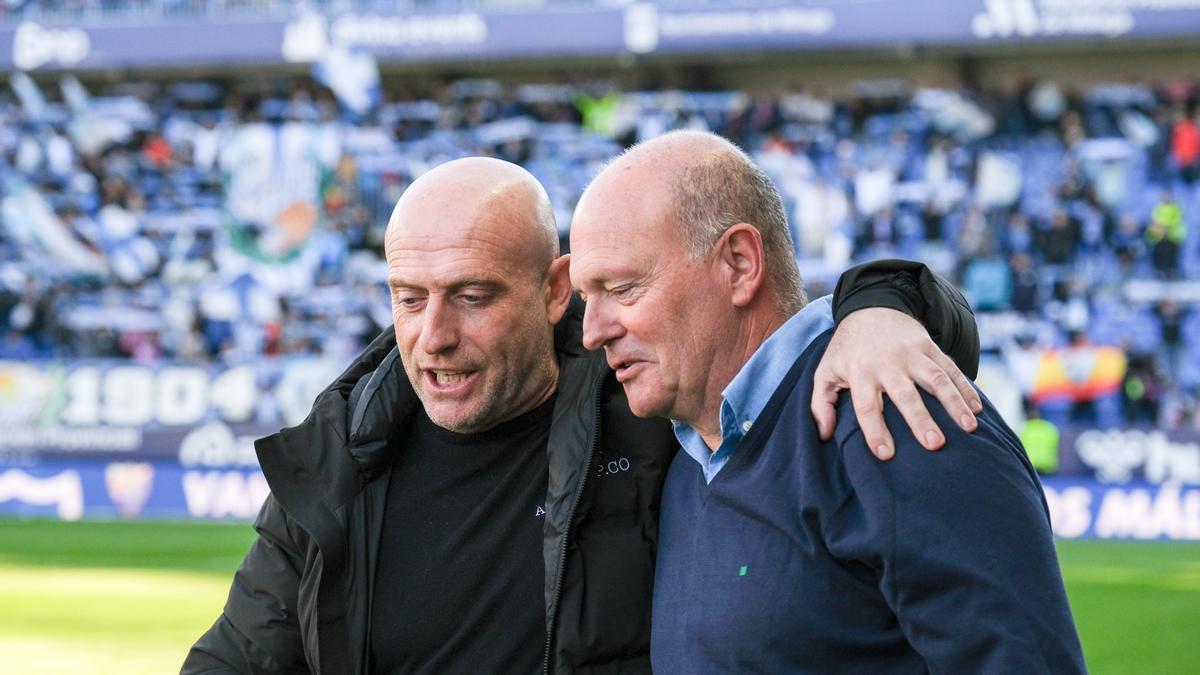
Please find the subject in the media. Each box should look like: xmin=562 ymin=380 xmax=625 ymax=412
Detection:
xmin=2 ymin=72 xmax=1198 ymax=431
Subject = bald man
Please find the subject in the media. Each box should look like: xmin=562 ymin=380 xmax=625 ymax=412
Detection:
xmin=184 ymin=157 xmax=981 ymax=674
xmin=571 ymin=132 xmax=1085 ymax=673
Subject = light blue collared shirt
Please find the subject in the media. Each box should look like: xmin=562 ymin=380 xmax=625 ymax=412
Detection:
xmin=672 ymin=295 xmax=834 ymax=483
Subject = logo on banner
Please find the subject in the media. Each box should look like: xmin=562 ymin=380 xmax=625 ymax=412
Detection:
xmin=104 ymin=462 xmax=155 ymax=518
xmin=971 ymin=0 xmax=1136 ymax=40
xmin=1044 ymin=480 xmax=1200 ymax=541
xmin=1076 ymin=429 xmax=1200 ymax=484
xmin=13 ymin=22 xmax=90 ymax=71
xmin=182 ymin=470 xmax=270 ymax=519
xmin=282 ymin=13 xmax=330 ymax=63
xmin=624 ymin=4 xmax=660 ymax=54
xmin=0 ymin=362 xmax=53 ymax=425
xmin=624 ymin=1 xmax=835 ymax=52
xmin=0 ymin=468 xmax=83 ymax=520
xmin=178 ymin=422 xmax=260 ymax=468
xmin=281 ymin=11 xmax=487 ymax=63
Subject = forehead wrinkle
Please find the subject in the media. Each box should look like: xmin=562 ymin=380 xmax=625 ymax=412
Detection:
xmin=386 ymin=226 xmax=534 ymax=302
xmin=573 ymin=227 xmax=666 ymax=291
xmin=389 ymin=179 xmax=551 ymax=281
xmin=575 ymin=178 xmax=684 ymax=261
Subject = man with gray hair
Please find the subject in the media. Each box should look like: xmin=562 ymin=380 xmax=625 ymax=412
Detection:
xmin=571 ymin=131 xmax=1085 ymax=673
xmin=186 ymin=155 xmax=982 ymax=674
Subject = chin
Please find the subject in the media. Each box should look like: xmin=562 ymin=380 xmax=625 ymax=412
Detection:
xmin=625 ymin=394 xmax=669 ymax=421
xmin=425 ymin=405 xmax=480 ymax=433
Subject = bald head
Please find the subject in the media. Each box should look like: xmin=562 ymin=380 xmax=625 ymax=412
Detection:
xmin=383 ymin=156 xmax=574 ymax=434
xmin=387 ymin=157 xmax=559 ymax=275
xmin=578 ymin=131 xmax=804 ymax=314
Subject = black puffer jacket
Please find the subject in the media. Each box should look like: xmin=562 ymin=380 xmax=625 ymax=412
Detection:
xmin=183 ymin=261 xmax=978 ymax=674
xmin=183 ymin=305 xmax=676 ymax=674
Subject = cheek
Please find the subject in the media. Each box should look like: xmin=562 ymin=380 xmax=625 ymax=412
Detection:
xmin=393 ymin=318 xmax=438 ymax=371
xmin=391 ymin=316 xmax=420 ymax=350
xmin=457 ymin=308 xmax=533 ymax=362
xmin=636 ymin=308 xmax=675 ymax=352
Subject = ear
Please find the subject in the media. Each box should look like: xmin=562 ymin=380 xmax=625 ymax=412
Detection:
xmin=544 ymin=254 xmax=573 ymax=325
xmin=714 ymin=224 xmax=766 ymax=308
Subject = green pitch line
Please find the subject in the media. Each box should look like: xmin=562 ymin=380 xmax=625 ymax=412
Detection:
xmin=0 ymin=519 xmax=1197 ymax=674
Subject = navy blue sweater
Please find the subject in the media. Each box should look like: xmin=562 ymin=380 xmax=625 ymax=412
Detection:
xmin=651 ymin=331 xmax=1086 ymax=674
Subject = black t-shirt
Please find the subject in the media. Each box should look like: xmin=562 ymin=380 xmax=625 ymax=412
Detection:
xmin=369 ymin=395 xmax=554 ymax=674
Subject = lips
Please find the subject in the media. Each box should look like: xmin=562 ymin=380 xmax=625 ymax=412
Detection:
xmin=609 ymin=358 xmax=647 ymax=383
xmin=422 ymin=368 xmax=480 ymax=393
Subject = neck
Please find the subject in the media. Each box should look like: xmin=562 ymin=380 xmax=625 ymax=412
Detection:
xmin=689 ymin=304 xmax=791 ymax=453
xmin=531 ymin=357 xmax=560 ymax=411
xmin=490 ymin=352 xmax=560 ymax=432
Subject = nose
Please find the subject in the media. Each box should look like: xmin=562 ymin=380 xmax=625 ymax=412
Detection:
xmin=581 ymin=296 xmax=623 ymax=351
xmin=417 ymin=298 xmax=460 ymax=355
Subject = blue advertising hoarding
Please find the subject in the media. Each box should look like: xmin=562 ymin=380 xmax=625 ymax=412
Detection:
xmin=1 ymin=1 xmax=1198 ymax=72
xmin=3 ymin=457 xmax=1198 ymax=539
xmin=2 ymin=358 xmax=1200 ymax=537
xmin=1042 ymin=477 xmax=1200 ymax=541
xmin=0 ymin=461 xmax=267 ymax=521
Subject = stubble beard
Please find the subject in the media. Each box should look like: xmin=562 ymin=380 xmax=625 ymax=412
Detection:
xmin=418 ymin=334 xmax=558 ymax=435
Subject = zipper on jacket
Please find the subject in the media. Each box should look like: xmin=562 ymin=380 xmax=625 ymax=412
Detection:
xmin=542 ymin=375 xmax=604 ymax=675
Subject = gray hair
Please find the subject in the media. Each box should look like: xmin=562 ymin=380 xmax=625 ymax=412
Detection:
xmin=669 ymin=143 xmax=806 ymax=313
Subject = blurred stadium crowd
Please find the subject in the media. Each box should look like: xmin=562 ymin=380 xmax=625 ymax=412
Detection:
xmin=1 ymin=71 xmax=1198 ymax=430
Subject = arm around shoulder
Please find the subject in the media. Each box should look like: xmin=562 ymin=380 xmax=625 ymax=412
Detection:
xmin=834 ymin=392 xmax=1086 ymax=673
xmin=833 ymin=259 xmax=979 ymax=378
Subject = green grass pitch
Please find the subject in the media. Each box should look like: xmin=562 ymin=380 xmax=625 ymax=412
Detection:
xmin=0 ymin=519 xmax=1197 ymax=674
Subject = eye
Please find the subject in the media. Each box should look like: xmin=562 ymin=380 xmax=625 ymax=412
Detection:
xmin=611 ymin=285 xmax=639 ymax=303
xmin=459 ymin=291 xmax=491 ymax=305
xmin=393 ymin=293 xmax=425 ymax=311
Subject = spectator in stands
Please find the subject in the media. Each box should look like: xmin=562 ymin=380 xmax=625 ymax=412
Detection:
xmin=1020 ymin=399 xmax=1061 ymax=474
xmin=1123 ymin=349 xmax=1163 ymax=425
xmin=1001 ymin=210 xmax=1035 ymax=257
xmin=1038 ymin=207 xmax=1081 ymax=265
xmin=1155 ymin=298 xmax=1187 ymax=378
xmin=1111 ymin=212 xmax=1149 ymax=270
xmin=1170 ymin=106 xmax=1200 ymax=183
xmin=1009 ymin=251 xmax=1041 ymax=315
xmin=1147 ymin=192 xmax=1186 ymax=278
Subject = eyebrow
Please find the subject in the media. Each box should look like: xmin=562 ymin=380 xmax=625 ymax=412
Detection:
xmin=576 ymin=272 xmax=637 ymax=293
xmin=387 ymin=277 xmax=508 ymax=293
xmin=448 ymin=278 xmax=507 ymax=293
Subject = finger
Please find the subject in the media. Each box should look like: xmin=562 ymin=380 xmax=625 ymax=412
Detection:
xmin=913 ymin=355 xmax=977 ymax=434
xmin=929 ymin=346 xmax=983 ymax=416
xmin=811 ymin=388 xmax=839 ymax=441
xmin=810 ymin=362 xmax=843 ymax=440
xmin=849 ymin=385 xmax=894 ymax=460
xmin=883 ymin=377 xmax=944 ymax=451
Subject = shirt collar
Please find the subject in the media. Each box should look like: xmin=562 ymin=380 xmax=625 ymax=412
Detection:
xmin=672 ymin=295 xmax=834 ymax=482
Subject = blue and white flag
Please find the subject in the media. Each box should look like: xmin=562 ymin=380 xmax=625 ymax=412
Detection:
xmin=313 ymin=46 xmax=381 ymax=117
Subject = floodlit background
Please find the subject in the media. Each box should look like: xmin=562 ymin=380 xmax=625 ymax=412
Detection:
xmin=0 ymin=1 xmax=1198 ymax=673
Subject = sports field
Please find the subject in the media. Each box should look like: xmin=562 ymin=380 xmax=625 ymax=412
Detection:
xmin=0 ymin=519 xmax=1197 ymax=674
